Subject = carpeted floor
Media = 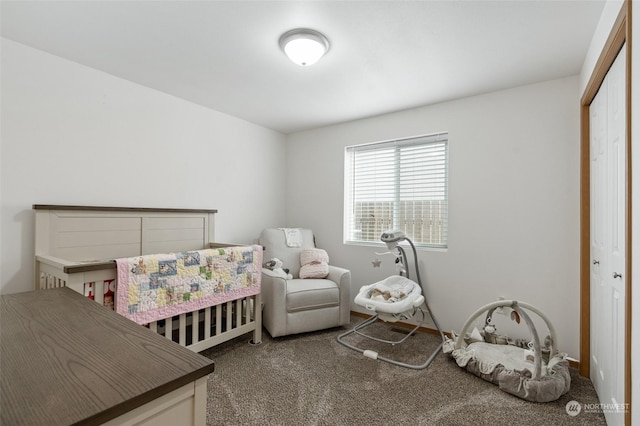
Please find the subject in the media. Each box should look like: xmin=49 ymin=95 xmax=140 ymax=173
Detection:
xmin=201 ymin=316 xmax=606 ymax=426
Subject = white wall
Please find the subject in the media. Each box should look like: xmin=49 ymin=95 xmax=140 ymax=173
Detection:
xmin=579 ymin=0 xmax=625 ymax=94
xmin=0 ymin=38 xmax=288 ymax=295
xmin=286 ymin=76 xmax=581 ymax=358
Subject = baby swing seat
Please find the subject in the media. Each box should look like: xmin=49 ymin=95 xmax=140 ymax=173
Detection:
xmin=337 ymin=231 xmax=445 ymax=370
xmin=353 ymin=275 xmax=425 ymax=322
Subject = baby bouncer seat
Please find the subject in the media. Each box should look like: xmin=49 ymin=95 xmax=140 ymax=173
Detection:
xmin=337 ymin=231 xmax=446 ymax=369
xmin=443 ymin=300 xmax=571 ymax=402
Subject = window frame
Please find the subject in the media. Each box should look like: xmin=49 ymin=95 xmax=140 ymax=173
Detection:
xmin=343 ymin=132 xmax=449 ymax=250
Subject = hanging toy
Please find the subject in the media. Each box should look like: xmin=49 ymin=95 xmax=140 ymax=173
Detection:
xmin=483 ymin=316 xmax=498 ymax=344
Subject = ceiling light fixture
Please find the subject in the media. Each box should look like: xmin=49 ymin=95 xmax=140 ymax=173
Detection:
xmin=279 ymin=28 xmax=330 ymax=67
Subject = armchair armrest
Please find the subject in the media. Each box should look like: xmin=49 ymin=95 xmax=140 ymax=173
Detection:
xmin=327 ymin=265 xmax=350 ymax=287
xmin=261 ymin=268 xmax=286 ymax=279
xmin=261 ymin=268 xmax=288 ymax=288
xmin=260 ymin=268 xmax=291 ymax=336
xmin=260 ymin=268 xmax=289 ymax=304
xmin=327 ymin=265 xmax=351 ymax=325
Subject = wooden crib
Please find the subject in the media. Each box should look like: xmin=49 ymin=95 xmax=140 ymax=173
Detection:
xmin=34 ymin=204 xmax=262 ymax=352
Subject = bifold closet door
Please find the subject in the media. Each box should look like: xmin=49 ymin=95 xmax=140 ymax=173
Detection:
xmin=589 ymin=43 xmax=626 ymax=426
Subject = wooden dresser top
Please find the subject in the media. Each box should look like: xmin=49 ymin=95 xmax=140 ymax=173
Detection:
xmin=1 ymin=287 xmax=215 ymax=426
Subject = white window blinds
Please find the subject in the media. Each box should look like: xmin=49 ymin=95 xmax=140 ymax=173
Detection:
xmin=344 ymin=132 xmax=448 ymax=248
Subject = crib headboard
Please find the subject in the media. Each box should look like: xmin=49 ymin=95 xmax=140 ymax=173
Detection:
xmin=34 ymin=205 xmax=217 ymax=262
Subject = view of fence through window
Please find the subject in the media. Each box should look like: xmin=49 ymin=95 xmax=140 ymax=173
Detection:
xmin=344 ymin=133 xmax=448 ymax=248
xmin=354 ymin=200 xmax=447 ymax=244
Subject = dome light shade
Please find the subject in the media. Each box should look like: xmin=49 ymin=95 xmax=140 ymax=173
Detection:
xmin=279 ymin=28 xmax=330 ymax=66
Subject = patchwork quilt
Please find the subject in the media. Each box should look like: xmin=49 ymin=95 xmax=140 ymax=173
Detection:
xmin=115 ymin=245 xmax=262 ymax=324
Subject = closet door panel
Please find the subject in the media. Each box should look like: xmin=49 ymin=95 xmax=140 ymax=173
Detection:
xmin=604 ymin=44 xmax=626 ymax=425
xmin=590 ymin=43 xmax=626 ymax=426
xmin=589 ymin=79 xmax=607 ymax=396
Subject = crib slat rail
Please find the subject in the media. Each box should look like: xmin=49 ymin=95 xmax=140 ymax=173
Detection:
xmin=37 ymin=255 xmax=114 ymax=306
xmin=144 ymin=294 xmax=262 ymax=351
xmin=34 ymin=255 xmax=262 ymax=351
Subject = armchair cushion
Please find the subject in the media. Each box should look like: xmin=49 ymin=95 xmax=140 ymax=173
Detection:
xmin=285 ymin=279 xmax=339 ymax=312
xmin=260 ymin=228 xmax=315 ymax=278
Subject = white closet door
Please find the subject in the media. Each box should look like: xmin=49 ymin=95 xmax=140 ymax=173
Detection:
xmin=590 ymin=43 xmax=626 ymax=426
xmin=605 ymin=42 xmax=626 ymax=425
xmin=589 ymin=71 xmax=607 ymax=402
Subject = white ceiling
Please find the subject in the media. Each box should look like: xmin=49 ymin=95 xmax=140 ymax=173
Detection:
xmin=1 ymin=1 xmax=605 ymax=134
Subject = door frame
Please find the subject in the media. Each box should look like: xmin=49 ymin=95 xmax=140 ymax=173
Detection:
xmin=580 ymin=1 xmax=631 ymax=424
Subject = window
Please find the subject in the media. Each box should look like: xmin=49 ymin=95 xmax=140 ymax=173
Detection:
xmin=344 ymin=132 xmax=448 ymax=248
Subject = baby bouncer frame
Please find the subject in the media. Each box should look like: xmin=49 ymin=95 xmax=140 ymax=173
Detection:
xmin=337 ymin=231 xmax=446 ymax=369
xmin=444 ymin=300 xmax=571 ymax=402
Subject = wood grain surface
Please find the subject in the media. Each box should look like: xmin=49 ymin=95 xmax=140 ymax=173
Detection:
xmin=33 ymin=204 xmax=218 ymax=214
xmin=1 ymin=287 xmax=214 ymax=426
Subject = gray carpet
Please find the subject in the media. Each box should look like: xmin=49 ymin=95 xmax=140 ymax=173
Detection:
xmin=201 ymin=316 xmax=606 ymax=425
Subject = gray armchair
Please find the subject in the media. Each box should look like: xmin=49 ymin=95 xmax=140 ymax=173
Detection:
xmin=258 ymin=228 xmax=351 ymax=337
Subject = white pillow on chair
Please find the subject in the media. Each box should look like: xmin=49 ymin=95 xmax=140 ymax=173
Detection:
xmin=299 ymin=248 xmax=329 ymax=279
